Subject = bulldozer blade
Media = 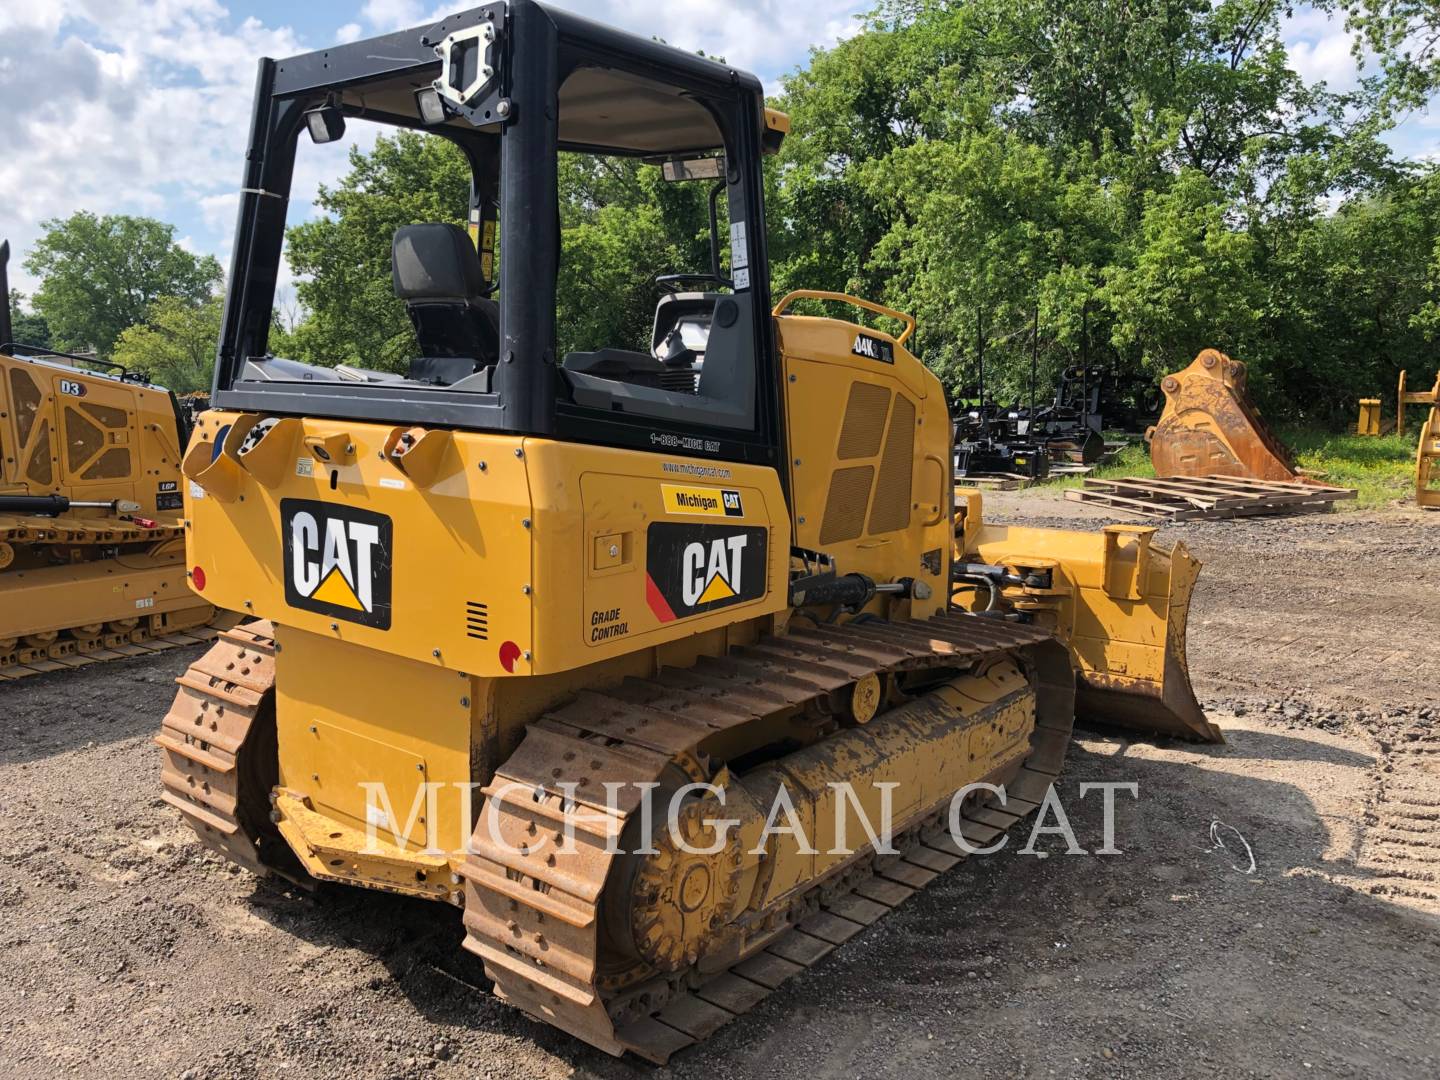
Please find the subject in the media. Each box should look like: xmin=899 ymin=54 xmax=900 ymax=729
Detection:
xmin=966 ymin=520 xmax=1222 ymax=743
xmin=1147 ymin=350 xmax=1301 ymax=483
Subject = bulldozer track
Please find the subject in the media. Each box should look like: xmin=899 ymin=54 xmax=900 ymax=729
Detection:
xmin=158 ymin=614 xmax=1074 ymax=1062
xmin=460 ymin=613 xmax=1074 ymax=1063
xmin=156 ymin=622 xmax=283 ymax=878
xmin=0 ymin=608 xmax=240 ymax=682
xmin=0 ymin=509 xmax=225 ymax=682
xmin=0 ymin=513 xmax=187 ymax=548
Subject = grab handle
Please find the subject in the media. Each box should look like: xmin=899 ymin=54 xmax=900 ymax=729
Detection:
xmin=772 ymin=289 xmax=916 ymax=348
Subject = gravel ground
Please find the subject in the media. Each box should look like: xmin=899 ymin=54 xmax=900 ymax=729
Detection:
xmin=1 ymin=491 xmax=1437 ymax=1079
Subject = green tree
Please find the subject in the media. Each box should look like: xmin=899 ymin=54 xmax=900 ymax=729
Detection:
xmin=23 ymin=212 xmax=221 ymax=358
xmin=770 ymin=0 xmax=1408 ymax=418
xmin=1333 ymin=0 xmax=1440 ymax=107
xmin=6 ymin=291 xmax=51 ymax=348
xmin=112 ymin=295 xmax=224 ymax=393
xmin=282 ymin=131 xmax=717 ymax=368
xmin=285 ymin=131 xmax=473 ymax=369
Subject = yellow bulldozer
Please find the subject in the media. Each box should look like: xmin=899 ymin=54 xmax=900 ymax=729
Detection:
xmin=0 ymin=242 xmax=228 ymax=679
xmin=159 ymin=3 xmax=1217 ymax=1062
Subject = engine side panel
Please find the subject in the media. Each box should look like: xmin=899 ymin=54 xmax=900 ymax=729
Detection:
xmin=0 ymin=351 xmax=186 ymax=516
xmin=776 ymin=315 xmax=951 ymax=612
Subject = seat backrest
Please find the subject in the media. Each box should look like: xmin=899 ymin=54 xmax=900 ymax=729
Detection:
xmin=392 ymin=223 xmax=499 ymax=365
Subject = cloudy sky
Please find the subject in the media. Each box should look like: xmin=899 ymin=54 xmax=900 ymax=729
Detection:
xmin=1 ymin=1 xmax=1434 ymax=299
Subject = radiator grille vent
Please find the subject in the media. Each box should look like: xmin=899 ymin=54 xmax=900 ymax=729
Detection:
xmin=64 ymin=406 xmax=104 ymax=472
xmin=836 ymin=382 xmax=892 ymax=460
xmin=10 ymin=368 xmax=40 ymax=446
xmin=465 ymin=601 xmax=489 ymax=641
xmin=820 ymin=465 xmax=875 ymax=544
xmin=868 ymin=394 xmax=915 ymax=535
xmin=26 ymin=419 xmax=53 ymax=486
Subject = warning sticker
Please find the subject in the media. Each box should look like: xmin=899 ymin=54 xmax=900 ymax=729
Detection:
xmin=730 ymin=220 xmax=748 ymax=269
xmin=662 ymin=484 xmax=744 ymax=518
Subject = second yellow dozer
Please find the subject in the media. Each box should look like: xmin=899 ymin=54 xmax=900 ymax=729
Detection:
xmin=0 ymin=245 xmax=230 ymax=679
xmin=159 ymin=4 xmax=1217 ymax=1063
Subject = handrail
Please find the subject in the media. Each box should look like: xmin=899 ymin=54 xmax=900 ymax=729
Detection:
xmin=771 ymin=289 xmax=917 ymax=348
xmin=2 ymin=342 xmax=131 ymax=375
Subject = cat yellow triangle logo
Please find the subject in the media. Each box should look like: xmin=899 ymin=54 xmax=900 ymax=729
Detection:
xmin=311 ymin=566 xmax=365 ymax=611
xmin=696 ymin=570 xmax=736 ymax=605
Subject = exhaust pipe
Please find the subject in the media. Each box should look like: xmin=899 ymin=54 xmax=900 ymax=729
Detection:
xmin=0 ymin=240 xmax=13 ymax=349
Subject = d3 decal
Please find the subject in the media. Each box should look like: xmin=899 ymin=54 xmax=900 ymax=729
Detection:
xmin=645 ymin=523 xmax=767 ymax=623
xmin=282 ymin=499 xmax=393 ymax=629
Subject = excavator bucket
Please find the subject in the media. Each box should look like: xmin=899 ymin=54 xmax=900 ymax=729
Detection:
xmin=955 ymin=490 xmax=1221 ymax=742
xmin=1146 ymin=350 xmax=1301 ymax=483
xmin=1419 ymin=404 xmax=1440 ymax=510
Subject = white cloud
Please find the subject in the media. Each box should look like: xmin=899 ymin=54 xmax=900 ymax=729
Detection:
xmin=1287 ymin=31 xmax=1360 ymax=91
xmin=2 ymin=0 xmax=865 ymax=300
xmin=0 ymin=0 xmax=307 ymax=294
xmin=1282 ymin=6 xmax=1364 ymax=91
xmin=354 ymin=0 xmax=864 ymax=81
xmin=198 ymin=192 xmax=240 ymax=236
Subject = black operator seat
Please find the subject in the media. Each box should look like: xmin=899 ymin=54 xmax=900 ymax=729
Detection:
xmin=391 ymin=223 xmax=500 ymax=374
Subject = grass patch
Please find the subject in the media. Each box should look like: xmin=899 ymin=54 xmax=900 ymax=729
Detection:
xmin=1036 ymin=438 xmax=1153 ymax=495
xmin=1282 ymin=429 xmax=1417 ymax=510
xmin=1034 ymin=428 xmax=1419 ymax=511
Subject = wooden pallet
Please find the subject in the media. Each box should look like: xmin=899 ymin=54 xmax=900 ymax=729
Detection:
xmin=1065 ymin=475 xmax=1357 ymax=521
xmin=953 ymin=473 xmax=1037 ymax=491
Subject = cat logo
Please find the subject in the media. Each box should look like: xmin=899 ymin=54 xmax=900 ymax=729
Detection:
xmin=851 ymin=333 xmax=895 ymax=364
xmin=645 ymin=523 xmax=767 ymax=623
xmin=281 ymin=499 xmax=393 ymax=629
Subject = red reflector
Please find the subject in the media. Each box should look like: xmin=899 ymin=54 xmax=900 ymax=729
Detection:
xmin=498 ymin=640 xmax=521 ymax=674
xmin=191 ymin=566 xmax=207 ymax=591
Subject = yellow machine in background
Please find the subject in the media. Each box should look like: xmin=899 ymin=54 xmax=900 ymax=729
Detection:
xmin=1419 ymin=403 xmax=1440 ymax=510
xmin=1398 ymin=368 xmax=1440 ymax=438
xmin=0 ymin=344 xmax=226 ymax=679
xmin=159 ymin=4 xmax=1216 ymax=1063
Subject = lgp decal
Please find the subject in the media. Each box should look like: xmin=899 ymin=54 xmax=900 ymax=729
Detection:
xmin=661 ymin=484 xmax=744 ymax=518
xmin=645 ymin=523 xmax=767 ymax=623
xmin=852 ymin=334 xmax=895 ymax=364
xmin=282 ymin=499 xmax=393 ymax=629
